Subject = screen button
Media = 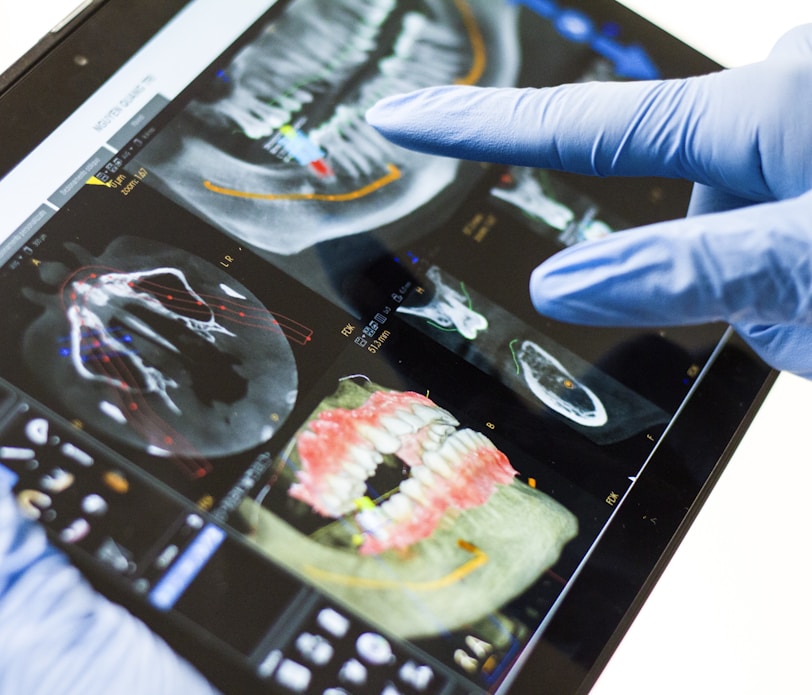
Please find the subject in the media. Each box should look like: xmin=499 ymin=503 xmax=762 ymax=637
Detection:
xmin=275 ymin=658 xmax=312 ymax=693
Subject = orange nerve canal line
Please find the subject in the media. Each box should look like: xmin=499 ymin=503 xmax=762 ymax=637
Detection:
xmin=303 ymin=539 xmax=488 ymax=591
xmin=453 ymin=0 xmax=487 ymax=85
xmin=203 ymin=163 xmax=401 ymax=202
xmin=201 ymin=0 xmax=485 ymax=202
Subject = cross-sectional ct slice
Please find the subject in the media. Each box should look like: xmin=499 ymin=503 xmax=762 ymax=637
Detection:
xmin=516 ymin=340 xmax=608 ymax=427
xmin=134 ymin=0 xmax=521 ymax=255
xmin=397 ymin=265 xmax=668 ymax=443
xmin=239 ymin=377 xmax=578 ymax=638
xmin=21 ymin=237 xmax=298 ymax=467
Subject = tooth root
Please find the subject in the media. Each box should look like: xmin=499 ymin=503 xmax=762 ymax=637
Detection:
xmin=336 ymin=136 xmax=376 ymax=177
xmin=217 ymin=92 xmax=288 ymax=139
xmin=358 ymin=425 xmax=400 ymax=455
xmin=293 ymin=88 xmax=314 ymax=105
xmin=273 ymin=92 xmax=303 ymax=113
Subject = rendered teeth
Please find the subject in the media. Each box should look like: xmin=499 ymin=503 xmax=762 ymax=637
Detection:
xmin=395 ymin=408 xmax=425 ymax=431
xmin=319 ymin=491 xmax=346 ymax=516
xmin=410 ymin=465 xmax=435 ymax=486
xmin=342 ymin=460 xmax=367 ymax=480
xmin=349 ymin=444 xmax=382 ymax=474
xmin=380 ymin=493 xmax=414 ymax=522
xmin=380 ymin=415 xmax=414 ymax=436
xmin=422 ymin=423 xmax=457 ymax=452
xmin=421 ymin=438 xmax=440 ymax=452
xmin=399 ymin=477 xmax=430 ymax=506
xmin=327 ymin=473 xmax=362 ymax=500
xmin=422 ymin=451 xmax=454 ymax=479
xmin=413 ymin=403 xmax=458 ymax=427
xmin=358 ymin=425 xmax=400 ymax=455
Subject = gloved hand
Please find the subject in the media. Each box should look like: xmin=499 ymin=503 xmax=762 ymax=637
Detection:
xmin=0 ymin=480 xmax=219 ymax=694
xmin=366 ymin=24 xmax=812 ymax=378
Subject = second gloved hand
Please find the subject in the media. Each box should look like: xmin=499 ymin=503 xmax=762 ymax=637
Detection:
xmin=366 ymin=24 xmax=812 ymax=378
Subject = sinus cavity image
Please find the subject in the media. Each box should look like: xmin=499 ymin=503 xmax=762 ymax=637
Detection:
xmin=133 ymin=0 xmax=521 ymax=256
xmin=238 ymin=376 xmax=578 ymax=639
xmin=20 ymin=237 xmax=298 ymax=474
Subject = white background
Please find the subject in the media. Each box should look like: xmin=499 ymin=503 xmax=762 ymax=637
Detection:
xmin=2 ymin=2 xmax=812 ymax=694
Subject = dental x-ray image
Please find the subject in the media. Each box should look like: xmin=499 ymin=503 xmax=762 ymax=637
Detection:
xmin=238 ymin=375 xmax=578 ymax=640
xmin=397 ymin=265 xmax=667 ymax=443
xmin=19 ymin=236 xmax=298 ymax=473
xmin=491 ymin=166 xmax=616 ymax=246
xmin=133 ymin=0 xmax=521 ymax=259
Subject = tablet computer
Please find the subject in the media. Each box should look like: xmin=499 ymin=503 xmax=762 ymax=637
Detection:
xmin=0 ymin=1 xmax=775 ymax=693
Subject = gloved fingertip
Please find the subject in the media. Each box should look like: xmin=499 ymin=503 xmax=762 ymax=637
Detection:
xmin=365 ymin=86 xmax=471 ymax=137
xmin=528 ymin=261 xmax=579 ymax=320
xmin=364 ymin=93 xmax=406 ymax=128
xmin=365 ymin=88 xmax=443 ymax=149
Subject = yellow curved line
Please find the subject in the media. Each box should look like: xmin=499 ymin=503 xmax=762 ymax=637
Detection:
xmin=203 ymin=163 xmax=401 ymax=202
xmin=303 ymin=539 xmax=488 ymax=592
xmin=454 ymin=0 xmax=487 ymax=86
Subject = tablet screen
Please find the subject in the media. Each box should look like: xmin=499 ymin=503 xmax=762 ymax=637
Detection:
xmin=0 ymin=1 xmax=771 ymax=693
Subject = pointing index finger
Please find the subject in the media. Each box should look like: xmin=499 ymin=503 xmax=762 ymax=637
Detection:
xmin=365 ymin=70 xmax=771 ymax=201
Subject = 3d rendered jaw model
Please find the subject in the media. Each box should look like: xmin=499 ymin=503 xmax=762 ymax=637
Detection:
xmin=239 ymin=378 xmax=578 ymax=639
xmin=20 ymin=237 xmax=298 ymax=470
xmin=135 ymin=0 xmax=521 ymax=255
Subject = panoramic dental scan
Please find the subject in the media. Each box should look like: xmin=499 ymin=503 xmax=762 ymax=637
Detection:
xmin=0 ymin=0 xmax=774 ymax=693
xmin=135 ymin=0 xmax=520 ymax=257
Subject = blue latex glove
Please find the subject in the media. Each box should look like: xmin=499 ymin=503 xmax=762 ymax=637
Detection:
xmin=366 ymin=24 xmax=812 ymax=378
xmin=0 ymin=480 xmax=219 ymax=694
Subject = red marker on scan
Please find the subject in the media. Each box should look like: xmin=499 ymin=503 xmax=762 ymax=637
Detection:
xmin=278 ymin=125 xmax=335 ymax=181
